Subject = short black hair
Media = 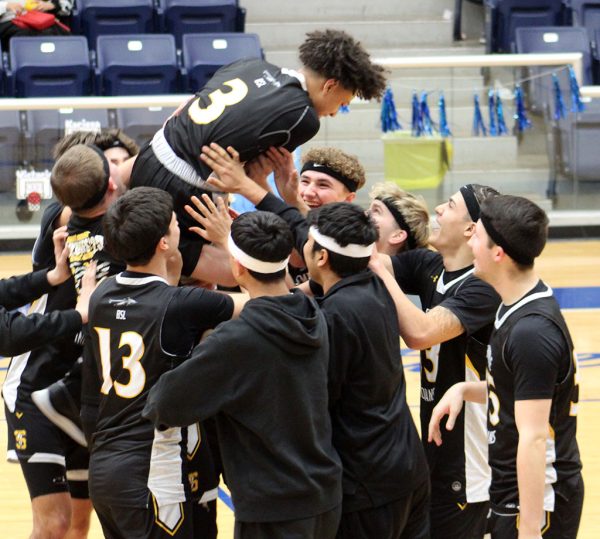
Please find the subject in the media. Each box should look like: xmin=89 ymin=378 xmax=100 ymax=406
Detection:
xmin=480 ymin=195 xmax=548 ymax=270
xmin=103 ymin=187 xmax=174 ymax=266
xmin=309 ymin=202 xmax=378 ymax=278
xmin=230 ymin=211 xmax=293 ymax=283
xmin=299 ymin=29 xmax=387 ymax=101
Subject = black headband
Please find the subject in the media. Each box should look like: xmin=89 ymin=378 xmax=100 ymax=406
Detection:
xmin=103 ymin=139 xmax=128 ymax=151
xmin=480 ymin=212 xmax=534 ymax=267
xmin=377 ymin=197 xmax=417 ymax=249
xmin=75 ymin=145 xmax=110 ymax=211
xmin=460 ymin=184 xmax=480 ymax=222
xmin=300 ymin=161 xmax=358 ymax=193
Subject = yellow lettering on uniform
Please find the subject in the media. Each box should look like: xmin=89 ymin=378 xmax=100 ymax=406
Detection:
xmin=188 ymin=78 xmax=249 ymax=125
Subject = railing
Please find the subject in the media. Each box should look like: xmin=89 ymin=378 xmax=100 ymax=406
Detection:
xmin=0 ymin=52 xmax=597 ymax=241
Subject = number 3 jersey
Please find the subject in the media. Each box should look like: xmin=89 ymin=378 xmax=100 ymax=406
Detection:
xmin=87 ymin=272 xmax=232 ymax=508
xmin=486 ymin=280 xmax=582 ymax=513
xmin=392 ymin=248 xmax=500 ymax=504
xmin=164 ymin=58 xmax=320 ymax=179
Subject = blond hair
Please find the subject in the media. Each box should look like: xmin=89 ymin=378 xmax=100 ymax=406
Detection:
xmin=370 ymin=182 xmax=430 ymax=248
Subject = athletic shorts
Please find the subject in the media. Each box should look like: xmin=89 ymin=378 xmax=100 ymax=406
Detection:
xmin=130 ymin=142 xmax=210 ymax=276
xmin=5 ymin=401 xmax=89 ymax=499
xmin=430 ymin=499 xmax=489 ymax=539
xmin=93 ymin=497 xmax=195 ymax=539
xmin=235 ymin=505 xmax=342 ymax=539
xmin=193 ymin=500 xmax=217 ymax=539
xmin=488 ymin=474 xmax=584 ymax=539
xmin=337 ymin=478 xmax=430 ymax=539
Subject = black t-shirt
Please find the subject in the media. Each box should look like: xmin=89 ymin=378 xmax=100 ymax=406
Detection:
xmin=318 ymin=269 xmax=428 ymax=512
xmin=89 ymin=271 xmax=233 ymax=507
xmin=392 ymin=248 xmax=499 ymax=503
xmin=0 ymin=269 xmax=81 ymax=358
xmin=487 ymin=280 xmax=582 ymax=513
xmin=164 ymin=58 xmax=320 ymax=179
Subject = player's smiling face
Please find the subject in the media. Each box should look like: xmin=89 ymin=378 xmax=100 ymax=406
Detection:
xmin=299 ymin=170 xmax=354 ymax=208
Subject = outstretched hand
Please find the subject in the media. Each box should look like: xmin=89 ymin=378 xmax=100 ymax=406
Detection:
xmin=201 ymin=143 xmax=249 ymax=194
xmin=268 ymin=147 xmax=300 ymax=206
xmin=185 ymin=193 xmax=232 ymax=248
xmin=245 ymin=154 xmax=274 ymax=192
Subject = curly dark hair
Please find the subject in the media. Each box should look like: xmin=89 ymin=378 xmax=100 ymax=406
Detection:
xmin=299 ymin=29 xmax=387 ymax=101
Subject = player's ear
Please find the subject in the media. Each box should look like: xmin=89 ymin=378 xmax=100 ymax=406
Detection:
xmin=464 ymin=221 xmax=476 ymax=238
xmin=344 ymin=191 xmax=356 ymax=203
xmin=389 ymin=228 xmax=408 ymax=246
xmin=230 ymin=257 xmax=246 ymax=279
xmin=323 ymin=78 xmax=339 ymax=94
xmin=156 ymin=235 xmax=169 ymax=254
xmin=316 ymin=247 xmax=329 ymax=268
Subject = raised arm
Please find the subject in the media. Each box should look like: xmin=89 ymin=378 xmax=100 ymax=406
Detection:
xmin=369 ymin=251 xmax=465 ymax=349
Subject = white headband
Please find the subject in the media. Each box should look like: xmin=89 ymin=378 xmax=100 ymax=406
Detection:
xmin=227 ymin=234 xmax=290 ymax=274
xmin=309 ymin=226 xmax=374 ymax=258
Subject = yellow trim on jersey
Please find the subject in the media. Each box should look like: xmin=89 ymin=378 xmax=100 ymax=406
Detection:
xmin=457 ymin=502 xmax=468 ymax=511
xmin=541 ymin=511 xmax=551 ymax=535
xmin=465 ymin=354 xmax=479 ymax=378
xmin=186 ymin=423 xmax=201 ymax=461
xmin=152 ymin=495 xmax=185 ymax=536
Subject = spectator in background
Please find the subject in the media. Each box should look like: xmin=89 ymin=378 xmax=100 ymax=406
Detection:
xmin=0 ymin=1 xmax=70 ymax=50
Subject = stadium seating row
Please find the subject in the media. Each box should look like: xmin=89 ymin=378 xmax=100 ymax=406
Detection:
xmin=486 ymin=0 xmax=600 ymax=55
xmin=70 ymin=0 xmax=246 ymax=49
xmin=0 ymin=106 xmax=180 ymax=192
xmin=0 ymin=33 xmax=263 ymax=98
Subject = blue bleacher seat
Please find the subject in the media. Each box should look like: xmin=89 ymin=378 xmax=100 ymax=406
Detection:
xmin=563 ymin=99 xmax=600 ymax=180
xmin=116 ymin=107 xmax=177 ymax=147
xmin=485 ymin=0 xmax=565 ymax=53
xmin=72 ymin=0 xmax=155 ymax=49
xmin=157 ymin=0 xmax=238 ymax=48
xmin=96 ymin=34 xmax=179 ymax=96
xmin=569 ymin=0 xmax=600 ymax=33
xmin=24 ymin=109 xmax=111 ymax=168
xmin=8 ymin=36 xmax=92 ymax=97
xmin=181 ymin=32 xmax=262 ymax=92
xmin=515 ymin=26 xmax=593 ymax=83
xmin=515 ymin=26 xmax=592 ymax=113
xmin=0 ymin=111 xmax=24 ymax=192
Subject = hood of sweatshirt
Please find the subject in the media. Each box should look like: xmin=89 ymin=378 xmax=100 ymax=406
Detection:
xmin=240 ymin=289 xmax=326 ymax=354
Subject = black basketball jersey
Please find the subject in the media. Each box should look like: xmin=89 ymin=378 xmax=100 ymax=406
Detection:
xmin=392 ymin=249 xmax=499 ymax=503
xmin=88 ymin=272 xmax=230 ymax=507
xmin=164 ymin=58 xmax=320 ymax=179
xmin=486 ymin=281 xmax=582 ymax=513
xmin=89 ymin=274 xmax=189 ymax=507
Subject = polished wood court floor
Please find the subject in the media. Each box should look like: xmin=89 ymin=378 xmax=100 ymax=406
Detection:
xmin=1 ymin=240 xmax=599 ymax=537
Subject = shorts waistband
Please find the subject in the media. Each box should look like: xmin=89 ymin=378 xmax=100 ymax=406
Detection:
xmin=151 ymin=128 xmax=218 ymax=192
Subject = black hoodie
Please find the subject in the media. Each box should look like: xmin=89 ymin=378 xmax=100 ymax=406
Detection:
xmin=143 ymin=289 xmax=342 ymax=522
